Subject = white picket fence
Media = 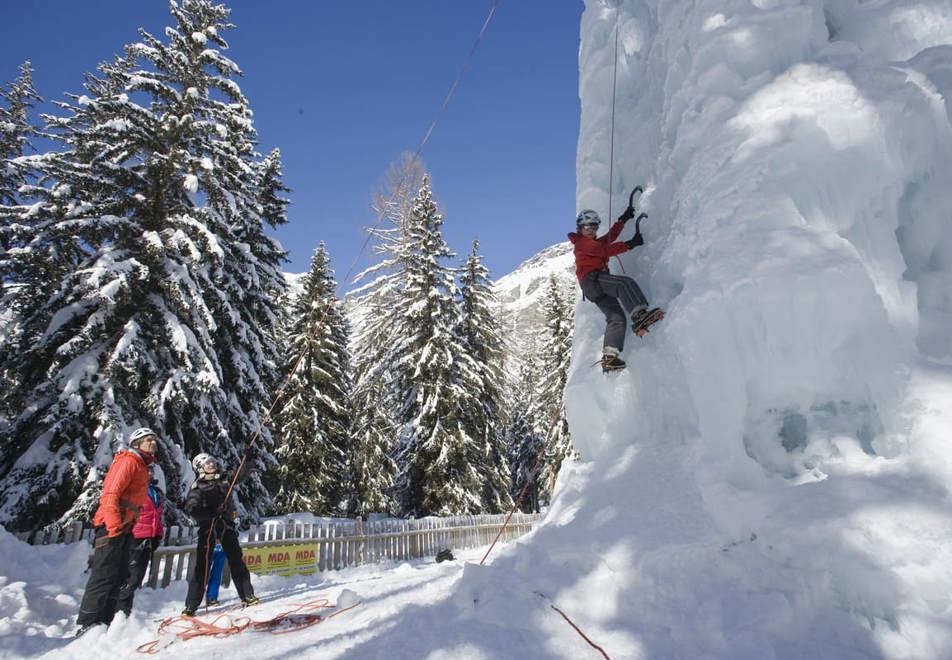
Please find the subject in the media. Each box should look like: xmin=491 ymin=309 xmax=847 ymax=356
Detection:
xmin=20 ymin=513 xmax=541 ymax=589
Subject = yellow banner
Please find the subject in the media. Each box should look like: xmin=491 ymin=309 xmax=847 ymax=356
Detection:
xmin=243 ymin=543 xmax=318 ymax=576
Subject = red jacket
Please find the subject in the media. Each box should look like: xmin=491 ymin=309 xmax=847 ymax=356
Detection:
xmin=568 ymin=220 xmax=630 ymax=283
xmin=92 ymin=449 xmax=154 ymax=537
xmin=132 ymin=484 xmax=165 ymax=540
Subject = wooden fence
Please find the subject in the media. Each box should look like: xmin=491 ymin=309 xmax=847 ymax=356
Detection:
xmin=18 ymin=513 xmax=540 ymax=589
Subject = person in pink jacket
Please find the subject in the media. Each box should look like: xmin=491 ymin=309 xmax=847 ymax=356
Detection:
xmin=116 ymin=470 xmax=165 ymax=616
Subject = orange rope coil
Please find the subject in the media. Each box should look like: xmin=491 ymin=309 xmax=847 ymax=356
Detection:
xmin=136 ymin=599 xmax=360 ymax=654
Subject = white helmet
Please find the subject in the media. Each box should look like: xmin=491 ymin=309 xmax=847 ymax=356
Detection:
xmin=192 ymin=453 xmax=216 ymax=473
xmin=576 ymin=209 xmax=601 ymax=227
xmin=129 ymin=427 xmax=157 ymax=446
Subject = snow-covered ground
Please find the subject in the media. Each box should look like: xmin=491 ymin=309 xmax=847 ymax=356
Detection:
xmin=1 ymin=524 xmax=670 ymax=659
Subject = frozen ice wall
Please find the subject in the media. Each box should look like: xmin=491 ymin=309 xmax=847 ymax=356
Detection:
xmin=546 ymin=0 xmax=952 ymax=655
xmin=570 ymin=0 xmax=952 ymax=475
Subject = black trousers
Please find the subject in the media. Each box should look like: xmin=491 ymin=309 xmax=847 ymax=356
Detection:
xmin=76 ymin=527 xmax=133 ymax=627
xmin=185 ymin=526 xmax=254 ymax=609
xmin=116 ymin=538 xmax=158 ymax=615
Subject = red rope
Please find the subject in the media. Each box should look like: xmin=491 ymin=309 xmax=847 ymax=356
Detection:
xmin=206 ymin=0 xmax=503 ymax=599
xmin=480 ymin=430 xmax=550 ymax=565
xmin=481 ymin=440 xmax=614 ymax=657
xmin=136 ymin=599 xmax=360 ymax=654
xmin=608 ymin=6 xmax=625 ymax=274
xmin=481 ymin=19 xmax=622 ymax=660
xmin=607 ymin=5 xmax=620 ymax=226
xmin=550 ymin=603 xmax=612 ymax=660
xmin=483 ymin=5 xmax=624 ymax=568
xmin=217 ymin=0 xmax=503 ymax=504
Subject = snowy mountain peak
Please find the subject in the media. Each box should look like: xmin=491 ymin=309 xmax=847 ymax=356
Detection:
xmin=494 ymin=241 xmax=574 ymax=307
xmin=493 ymin=242 xmax=576 ymax=363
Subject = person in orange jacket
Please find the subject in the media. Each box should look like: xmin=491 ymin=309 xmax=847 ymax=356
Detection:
xmin=115 ymin=468 xmax=165 ymax=616
xmin=75 ymin=427 xmax=158 ymax=636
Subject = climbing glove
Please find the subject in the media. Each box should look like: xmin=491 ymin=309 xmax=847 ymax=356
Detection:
xmin=625 ymin=233 xmax=644 ymax=249
xmin=618 ymin=205 xmax=636 ymax=222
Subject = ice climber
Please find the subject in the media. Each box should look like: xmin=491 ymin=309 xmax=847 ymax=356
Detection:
xmin=569 ymin=203 xmax=663 ymax=373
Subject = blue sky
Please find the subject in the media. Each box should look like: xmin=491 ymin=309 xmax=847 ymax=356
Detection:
xmin=1 ymin=1 xmax=583 ymax=288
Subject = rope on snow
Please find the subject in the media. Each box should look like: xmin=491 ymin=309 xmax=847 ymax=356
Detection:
xmin=136 ymin=599 xmax=361 ymax=654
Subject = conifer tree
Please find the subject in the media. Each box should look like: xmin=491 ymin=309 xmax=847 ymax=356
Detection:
xmin=348 ymin=154 xmax=424 ymax=517
xmin=0 ymin=61 xmax=42 ymax=416
xmin=271 ymin=243 xmax=352 ymax=516
xmin=532 ymin=276 xmax=576 ymax=505
xmin=0 ymin=0 xmax=286 ymax=531
xmin=350 ymin=357 xmax=398 ymax=516
xmin=354 ymin=170 xmax=485 ymax=516
xmin=351 ymin=153 xmax=426 ymax=387
xmin=457 ymin=240 xmax=512 ymax=513
xmin=0 ymin=61 xmax=41 ymax=209
xmin=504 ymin=336 xmax=546 ymax=512
xmin=389 ymin=178 xmax=484 ymax=515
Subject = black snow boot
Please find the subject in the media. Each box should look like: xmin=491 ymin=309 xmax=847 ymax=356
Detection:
xmin=75 ymin=622 xmax=105 ymax=637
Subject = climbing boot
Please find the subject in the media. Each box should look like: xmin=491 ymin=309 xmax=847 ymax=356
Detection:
xmin=601 ymin=353 xmax=626 ymax=373
xmin=631 ymin=307 xmax=664 ymax=337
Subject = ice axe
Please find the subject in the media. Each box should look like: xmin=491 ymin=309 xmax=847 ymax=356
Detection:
xmin=627 ymin=185 xmax=648 ymax=233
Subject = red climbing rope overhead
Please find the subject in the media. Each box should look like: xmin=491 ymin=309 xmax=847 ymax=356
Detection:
xmin=187 ymin=0 xmax=504 ymax=609
xmin=607 ymin=3 xmax=621 ymax=225
xmin=607 ymin=5 xmax=626 ymax=274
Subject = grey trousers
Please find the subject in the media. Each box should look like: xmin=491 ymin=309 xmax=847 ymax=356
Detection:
xmin=580 ymin=271 xmax=648 ymax=352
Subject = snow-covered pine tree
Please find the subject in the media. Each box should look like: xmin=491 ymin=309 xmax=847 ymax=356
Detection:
xmin=214 ymin=144 xmax=290 ymax=507
xmin=0 ymin=61 xmax=42 ymax=421
xmin=141 ymin=1 xmax=289 ymax=517
xmin=270 ymin=243 xmax=352 ymax=516
xmin=0 ymin=0 xmax=286 ymax=532
xmin=349 ymin=347 xmax=398 ymax=516
xmin=504 ymin=334 xmax=546 ymax=512
xmin=355 ymin=173 xmax=484 ymax=516
xmin=347 ymin=154 xmax=425 ymax=517
xmin=457 ymin=240 xmax=512 ymax=513
xmin=0 ymin=61 xmax=41 ymax=209
xmin=390 ymin=177 xmax=486 ymax=516
xmin=531 ymin=275 xmax=576 ymax=506
xmin=0 ymin=56 xmax=155 ymax=530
